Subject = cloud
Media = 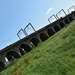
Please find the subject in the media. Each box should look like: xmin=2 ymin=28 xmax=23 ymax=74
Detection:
xmin=46 ymin=7 xmax=53 ymax=15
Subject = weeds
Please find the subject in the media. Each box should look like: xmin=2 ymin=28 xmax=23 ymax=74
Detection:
xmin=0 ymin=21 xmax=75 ymax=75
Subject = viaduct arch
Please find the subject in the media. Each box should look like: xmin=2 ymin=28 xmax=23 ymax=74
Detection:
xmin=40 ymin=33 xmax=48 ymax=41
xmin=30 ymin=38 xmax=40 ymax=46
xmin=0 ymin=10 xmax=75 ymax=71
xmin=54 ymin=25 xmax=61 ymax=32
xmin=64 ymin=19 xmax=70 ymax=24
xmin=20 ymin=44 xmax=32 ymax=53
xmin=68 ymin=16 xmax=74 ymax=22
xmin=59 ymin=22 xmax=65 ymax=28
xmin=6 ymin=51 xmax=21 ymax=62
xmin=47 ymin=29 xmax=55 ymax=36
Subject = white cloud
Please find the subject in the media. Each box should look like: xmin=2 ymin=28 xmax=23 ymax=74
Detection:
xmin=46 ymin=7 xmax=53 ymax=15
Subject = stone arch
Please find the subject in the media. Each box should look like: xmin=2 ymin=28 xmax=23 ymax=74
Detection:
xmin=40 ymin=33 xmax=48 ymax=42
xmin=59 ymin=22 xmax=65 ymax=28
xmin=6 ymin=51 xmax=20 ymax=62
xmin=47 ymin=29 xmax=55 ymax=36
xmin=54 ymin=25 xmax=61 ymax=32
xmin=20 ymin=44 xmax=31 ymax=54
xmin=0 ymin=61 xmax=5 ymax=71
xmin=68 ymin=16 xmax=74 ymax=22
xmin=30 ymin=38 xmax=40 ymax=46
xmin=64 ymin=19 xmax=70 ymax=24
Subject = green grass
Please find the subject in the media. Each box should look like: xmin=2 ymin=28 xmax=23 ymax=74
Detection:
xmin=0 ymin=21 xmax=75 ymax=75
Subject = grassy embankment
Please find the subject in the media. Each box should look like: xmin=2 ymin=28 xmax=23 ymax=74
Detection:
xmin=0 ymin=21 xmax=75 ymax=75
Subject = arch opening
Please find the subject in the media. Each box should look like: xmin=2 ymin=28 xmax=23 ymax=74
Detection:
xmin=40 ymin=33 xmax=48 ymax=42
xmin=20 ymin=44 xmax=31 ymax=54
xmin=68 ymin=16 xmax=74 ymax=22
xmin=5 ymin=57 xmax=8 ymax=62
xmin=6 ymin=51 xmax=20 ymax=62
xmin=31 ymin=38 xmax=40 ymax=46
xmin=19 ymin=48 xmax=26 ymax=55
xmin=54 ymin=25 xmax=61 ymax=32
xmin=59 ymin=22 xmax=65 ymax=28
xmin=47 ymin=29 xmax=55 ymax=36
xmin=0 ymin=61 xmax=5 ymax=71
xmin=64 ymin=19 xmax=70 ymax=24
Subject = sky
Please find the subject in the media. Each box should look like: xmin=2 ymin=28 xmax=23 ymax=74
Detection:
xmin=0 ymin=0 xmax=75 ymax=50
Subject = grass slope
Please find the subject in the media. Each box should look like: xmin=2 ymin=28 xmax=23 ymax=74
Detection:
xmin=0 ymin=21 xmax=75 ymax=75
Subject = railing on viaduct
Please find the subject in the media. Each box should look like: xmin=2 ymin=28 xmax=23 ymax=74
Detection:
xmin=0 ymin=6 xmax=75 ymax=71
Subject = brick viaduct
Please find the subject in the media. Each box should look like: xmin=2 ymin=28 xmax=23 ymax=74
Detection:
xmin=0 ymin=10 xmax=75 ymax=71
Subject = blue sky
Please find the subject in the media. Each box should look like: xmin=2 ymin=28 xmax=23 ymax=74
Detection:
xmin=0 ymin=0 xmax=75 ymax=50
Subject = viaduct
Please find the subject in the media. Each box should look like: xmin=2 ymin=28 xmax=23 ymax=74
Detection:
xmin=0 ymin=8 xmax=75 ymax=71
